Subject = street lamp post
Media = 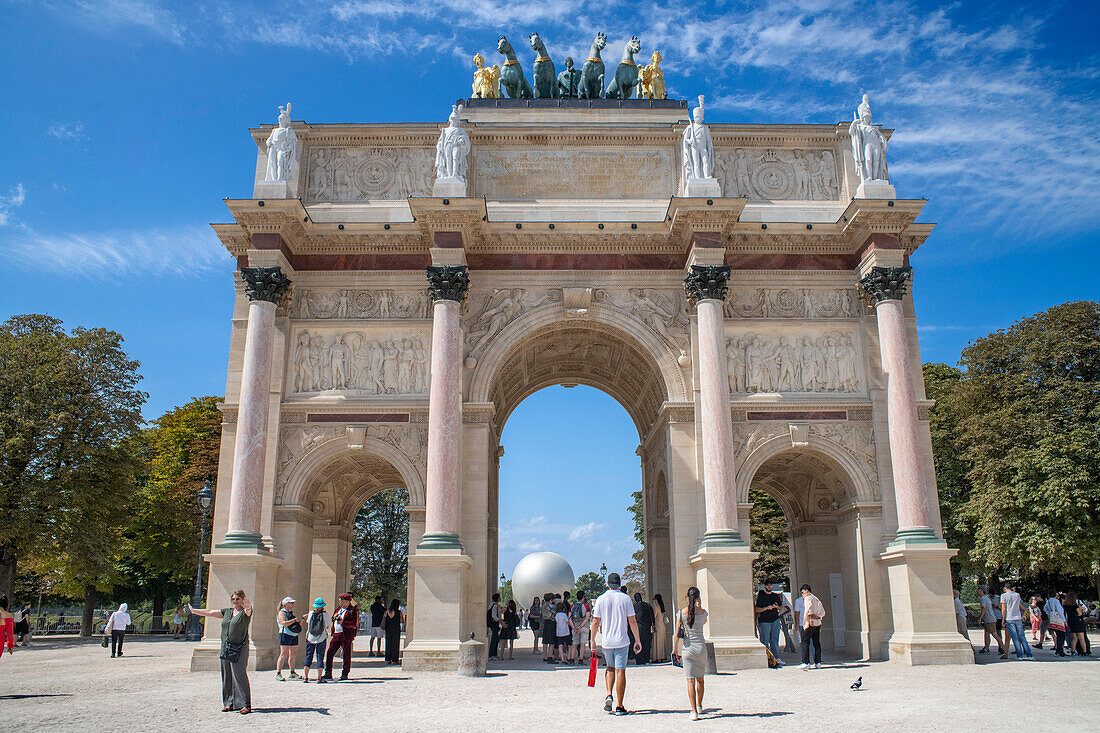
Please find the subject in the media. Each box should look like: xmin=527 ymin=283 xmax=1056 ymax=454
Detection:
xmin=185 ymin=481 xmax=216 ymax=642
xmin=499 ymin=572 xmax=507 ymax=600
xmin=600 ymin=563 xmax=607 ymax=581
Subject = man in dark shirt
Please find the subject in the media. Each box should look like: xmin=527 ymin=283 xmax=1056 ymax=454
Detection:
xmin=368 ymin=596 xmax=386 ymax=657
xmin=632 ymin=592 xmax=655 ymax=665
xmin=755 ymin=581 xmax=789 ymax=663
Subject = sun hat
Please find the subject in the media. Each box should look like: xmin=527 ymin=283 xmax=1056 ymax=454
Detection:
xmin=313 ymin=597 xmax=326 ymax=608
xmin=281 ymin=596 xmax=296 ymax=604
xmin=338 ymin=592 xmax=353 ymax=600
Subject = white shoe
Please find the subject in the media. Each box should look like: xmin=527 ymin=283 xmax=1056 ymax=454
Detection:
xmin=691 ymin=711 xmax=700 ymax=721
xmin=798 ymin=663 xmax=810 ymax=670
xmin=814 ymin=663 xmax=821 ymax=669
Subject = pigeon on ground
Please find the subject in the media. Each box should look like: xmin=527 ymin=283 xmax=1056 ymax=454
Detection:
xmin=850 ymin=676 xmax=862 ymax=691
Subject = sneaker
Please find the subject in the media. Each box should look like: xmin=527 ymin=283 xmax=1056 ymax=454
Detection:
xmin=275 ymin=673 xmax=286 ymax=681
xmin=289 ymin=672 xmax=301 ymax=680
xmin=614 ymin=707 xmax=629 ymax=716
xmin=978 ymin=648 xmax=988 ymax=654
xmin=691 ymin=711 xmax=700 ymax=721
xmin=814 ymin=663 xmax=821 ymax=669
xmin=798 ymin=663 xmax=810 ymax=670
xmin=1031 ymin=643 xmax=1042 ymax=649
xmin=604 ymin=695 xmax=614 ymax=712
xmin=339 ymin=675 xmax=349 ymax=681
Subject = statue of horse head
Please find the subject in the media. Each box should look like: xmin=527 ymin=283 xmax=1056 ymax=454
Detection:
xmin=590 ymin=32 xmax=606 ymax=54
xmin=623 ymin=36 xmax=641 ymax=59
xmin=497 ymin=36 xmax=514 ymax=56
xmin=529 ymin=32 xmax=547 ymax=55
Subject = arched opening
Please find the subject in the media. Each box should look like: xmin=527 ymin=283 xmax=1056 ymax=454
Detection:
xmin=747 ymin=446 xmax=872 ymax=659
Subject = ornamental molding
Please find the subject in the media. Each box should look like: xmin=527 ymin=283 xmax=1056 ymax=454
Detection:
xmin=858 ymin=266 xmax=912 ymax=303
xmin=241 ymin=266 xmax=292 ymax=304
xmin=426 ymin=265 xmax=470 ymax=302
xmin=723 ymin=287 xmax=859 ymax=320
xmin=292 ymin=288 xmax=432 ymax=320
xmin=684 ymin=265 xmax=731 ymax=305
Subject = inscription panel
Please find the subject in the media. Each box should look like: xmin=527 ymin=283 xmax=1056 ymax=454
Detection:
xmin=473 ymin=149 xmax=674 ymax=199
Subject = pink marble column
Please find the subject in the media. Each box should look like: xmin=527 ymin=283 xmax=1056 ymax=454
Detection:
xmin=222 ymin=266 xmax=290 ymax=548
xmin=860 ymin=266 xmax=937 ymax=542
xmin=685 ymin=265 xmax=743 ymax=547
xmin=419 ymin=265 xmax=469 ymax=550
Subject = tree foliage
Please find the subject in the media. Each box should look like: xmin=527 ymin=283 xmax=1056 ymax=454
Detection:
xmin=351 ymin=487 xmax=409 ymax=603
xmin=573 ymin=571 xmax=607 ymax=601
xmin=0 ymin=315 xmax=146 ymax=603
xmin=926 ymin=301 xmax=1100 ymax=582
xmin=749 ymin=487 xmax=790 ymax=587
xmin=126 ymin=396 xmax=222 ymax=604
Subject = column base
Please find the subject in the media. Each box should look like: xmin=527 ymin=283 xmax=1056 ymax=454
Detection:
xmin=190 ymin=547 xmax=284 ymax=672
xmin=689 ymin=546 xmax=768 ymax=670
xmin=878 ymin=542 xmax=974 ymax=666
xmin=890 ymin=527 xmax=941 ymax=545
xmin=402 ymin=548 xmax=472 ymax=672
xmin=696 ymin=530 xmax=747 ymax=550
xmin=216 ymin=530 xmax=265 ymax=550
xmin=417 ymin=532 xmax=463 ymax=551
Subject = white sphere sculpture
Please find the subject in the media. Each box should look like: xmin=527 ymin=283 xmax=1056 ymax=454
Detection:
xmin=511 ymin=552 xmax=575 ymax=606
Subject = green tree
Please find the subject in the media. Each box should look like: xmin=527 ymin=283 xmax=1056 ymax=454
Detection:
xmin=0 ymin=315 xmax=145 ymax=608
xmin=498 ymin=579 xmax=513 ymax=604
xmin=351 ymin=488 xmax=410 ymax=603
xmin=574 ymin=571 xmax=607 ymax=600
xmin=126 ymin=396 xmax=222 ymax=624
xmin=749 ymin=487 xmax=789 ymax=587
xmin=948 ymin=302 xmax=1100 ymax=594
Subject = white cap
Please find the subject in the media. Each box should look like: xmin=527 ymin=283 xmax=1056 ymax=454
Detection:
xmin=281 ymin=596 xmax=296 ymax=604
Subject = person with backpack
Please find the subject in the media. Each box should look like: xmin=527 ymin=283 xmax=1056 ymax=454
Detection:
xmin=542 ymin=592 xmax=558 ymax=662
xmin=487 ymin=592 xmax=502 ymax=660
xmin=302 ymin=598 xmax=329 ymax=683
xmin=569 ymin=590 xmax=592 ymax=665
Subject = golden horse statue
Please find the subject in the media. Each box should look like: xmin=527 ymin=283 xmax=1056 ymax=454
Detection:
xmin=472 ymin=52 xmax=501 ymax=98
xmin=639 ymin=51 xmax=666 ymax=100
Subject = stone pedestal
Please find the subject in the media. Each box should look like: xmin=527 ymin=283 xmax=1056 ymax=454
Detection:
xmin=254 ymin=180 xmax=290 ymax=199
xmin=433 ymin=178 xmax=467 ymax=198
xmin=402 ymin=550 xmax=473 ymax=671
xmin=457 ymin=636 xmax=487 ymax=677
xmin=855 ymin=180 xmax=896 ymax=199
xmin=684 ymin=177 xmax=721 ymax=198
xmin=191 ymin=549 xmax=284 ymax=672
xmin=690 ymin=547 xmax=767 ymax=670
xmin=879 ymin=543 xmax=974 ymax=665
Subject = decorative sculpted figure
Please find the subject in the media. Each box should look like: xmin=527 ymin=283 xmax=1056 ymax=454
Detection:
xmin=264 ymin=103 xmax=299 ymax=183
xmin=681 ymin=96 xmax=717 ymax=194
xmin=497 ymin=36 xmax=533 ymax=99
xmin=435 ymin=104 xmax=471 ymax=183
xmin=472 ymin=52 xmax=501 ymax=98
xmin=848 ymin=94 xmax=889 ymax=182
xmin=529 ymin=33 xmax=558 ymax=99
xmin=557 ymin=57 xmax=580 ymax=98
xmin=605 ymin=36 xmax=641 ymax=99
xmin=578 ymin=32 xmax=607 ymax=100
xmin=638 ymin=50 xmax=666 ymax=99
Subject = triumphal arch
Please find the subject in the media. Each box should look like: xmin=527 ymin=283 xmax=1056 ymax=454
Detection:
xmin=193 ymin=83 xmax=973 ymax=671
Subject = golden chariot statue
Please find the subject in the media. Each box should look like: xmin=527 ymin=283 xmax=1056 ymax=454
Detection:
xmin=639 ymin=51 xmax=666 ymax=100
xmin=472 ymin=53 xmax=501 ymax=99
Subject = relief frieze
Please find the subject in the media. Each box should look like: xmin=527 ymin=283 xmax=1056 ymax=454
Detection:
xmin=724 ymin=287 xmax=858 ymax=319
xmin=727 ymin=331 xmax=862 ymax=394
xmin=715 ymin=148 xmax=839 ymax=201
xmin=293 ymin=289 xmax=432 ymax=320
xmin=290 ymin=329 xmax=430 ymax=396
xmin=305 ymin=147 xmax=435 ymax=202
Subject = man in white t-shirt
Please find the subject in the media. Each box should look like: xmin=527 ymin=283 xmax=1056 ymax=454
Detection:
xmin=953 ymin=590 xmax=969 ymax=639
xmin=590 ymin=573 xmax=642 ymax=716
xmin=1000 ymin=583 xmax=1033 ymax=660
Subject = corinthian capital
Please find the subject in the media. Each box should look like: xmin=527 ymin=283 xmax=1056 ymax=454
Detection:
xmin=684 ymin=265 xmax=731 ymax=305
xmin=240 ymin=266 xmax=291 ymax=304
xmin=425 ymin=265 xmax=470 ymax=302
xmin=858 ymin=266 xmax=912 ymax=303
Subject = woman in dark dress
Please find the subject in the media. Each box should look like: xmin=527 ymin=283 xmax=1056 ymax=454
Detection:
xmin=1065 ymin=592 xmax=1088 ymax=656
xmin=383 ymin=598 xmax=405 ymax=665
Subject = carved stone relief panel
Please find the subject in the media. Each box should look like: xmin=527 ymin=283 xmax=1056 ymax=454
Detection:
xmin=715 ymin=148 xmax=839 ymax=201
xmin=726 ymin=328 xmax=863 ymax=394
xmin=288 ymin=327 xmax=430 ymax=396
xmin=304 ymin=147 xmax=435 ymax=203
xmin=594 ymin=287 xmax=690 ymax=354
xmin=293 ymin=288 xmax=432 ymax=320
xmin=464 ymin=288 xmax=562 ymax=357
xmin=724 ymin=287 xmax=857 ymax=319
xmin=472 ymin=149 xmax=674 ymax=199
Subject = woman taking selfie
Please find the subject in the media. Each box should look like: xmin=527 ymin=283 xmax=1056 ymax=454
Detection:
xmin=189 ymin=590 xmax=254 ymax=714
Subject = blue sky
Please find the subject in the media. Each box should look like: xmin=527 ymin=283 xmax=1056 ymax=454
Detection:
xmin=1 ymin=1 xmax=1097 ymax=576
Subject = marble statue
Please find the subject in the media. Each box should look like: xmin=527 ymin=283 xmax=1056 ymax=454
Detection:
xmin=529 ymin=33 xmax=558 ymax=99
xmin=605 ymin=36 xmax=641 ymax=99
xmin=497 ymin=36 xmax=533 ymax=99
xmin=472 ymin=52 xmax=501 ymax=98
xmin=848 ymin=94 xmax=889 ymax=183
xmin=264 ymin=103 xmax=299 ymax=183
xmin=639 ymin=50 xmax=666 ymax=99
xmin=435 ymin=104 xmax=471 ymax=183
xmin=681 ymin=96 xmax=719 ymax=196
xmin=556 ymin=57 xmax=580 ymax=98
xmin=578 ymin=32 xmax=607 ymax=99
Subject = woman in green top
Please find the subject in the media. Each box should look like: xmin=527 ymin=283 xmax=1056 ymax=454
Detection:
xmin=189 ymin=590 xmax=254 ymax=714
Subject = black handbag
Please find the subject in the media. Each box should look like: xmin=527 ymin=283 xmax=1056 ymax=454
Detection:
xmin=220 ymin=639 xmax=245 ymax=662
xmin=287 ymin=620 xmax=302 ymax=634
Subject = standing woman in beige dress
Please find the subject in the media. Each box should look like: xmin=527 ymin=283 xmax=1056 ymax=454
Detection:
xmin=674 ymin=587 xmax=708 ymax=720
xmin=651 ymin=594 xmax=668 ymax=662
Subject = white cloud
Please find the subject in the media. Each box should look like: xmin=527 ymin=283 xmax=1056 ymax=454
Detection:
xmin=73 ymin=0 xmax=184 ymax=43
xmin=46 ymin=122 xmax=85 ymax=141
xmin=567 ymin=522 xmax=606 ymax=541
xmin=0 ymin=225 xmax=233 ymax=278
xmin=0 ymin=184 xmax=26 ymax=226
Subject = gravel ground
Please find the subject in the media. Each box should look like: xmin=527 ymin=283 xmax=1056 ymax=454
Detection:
xmin=1 ymin=631 xmax=1096 ymax=732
